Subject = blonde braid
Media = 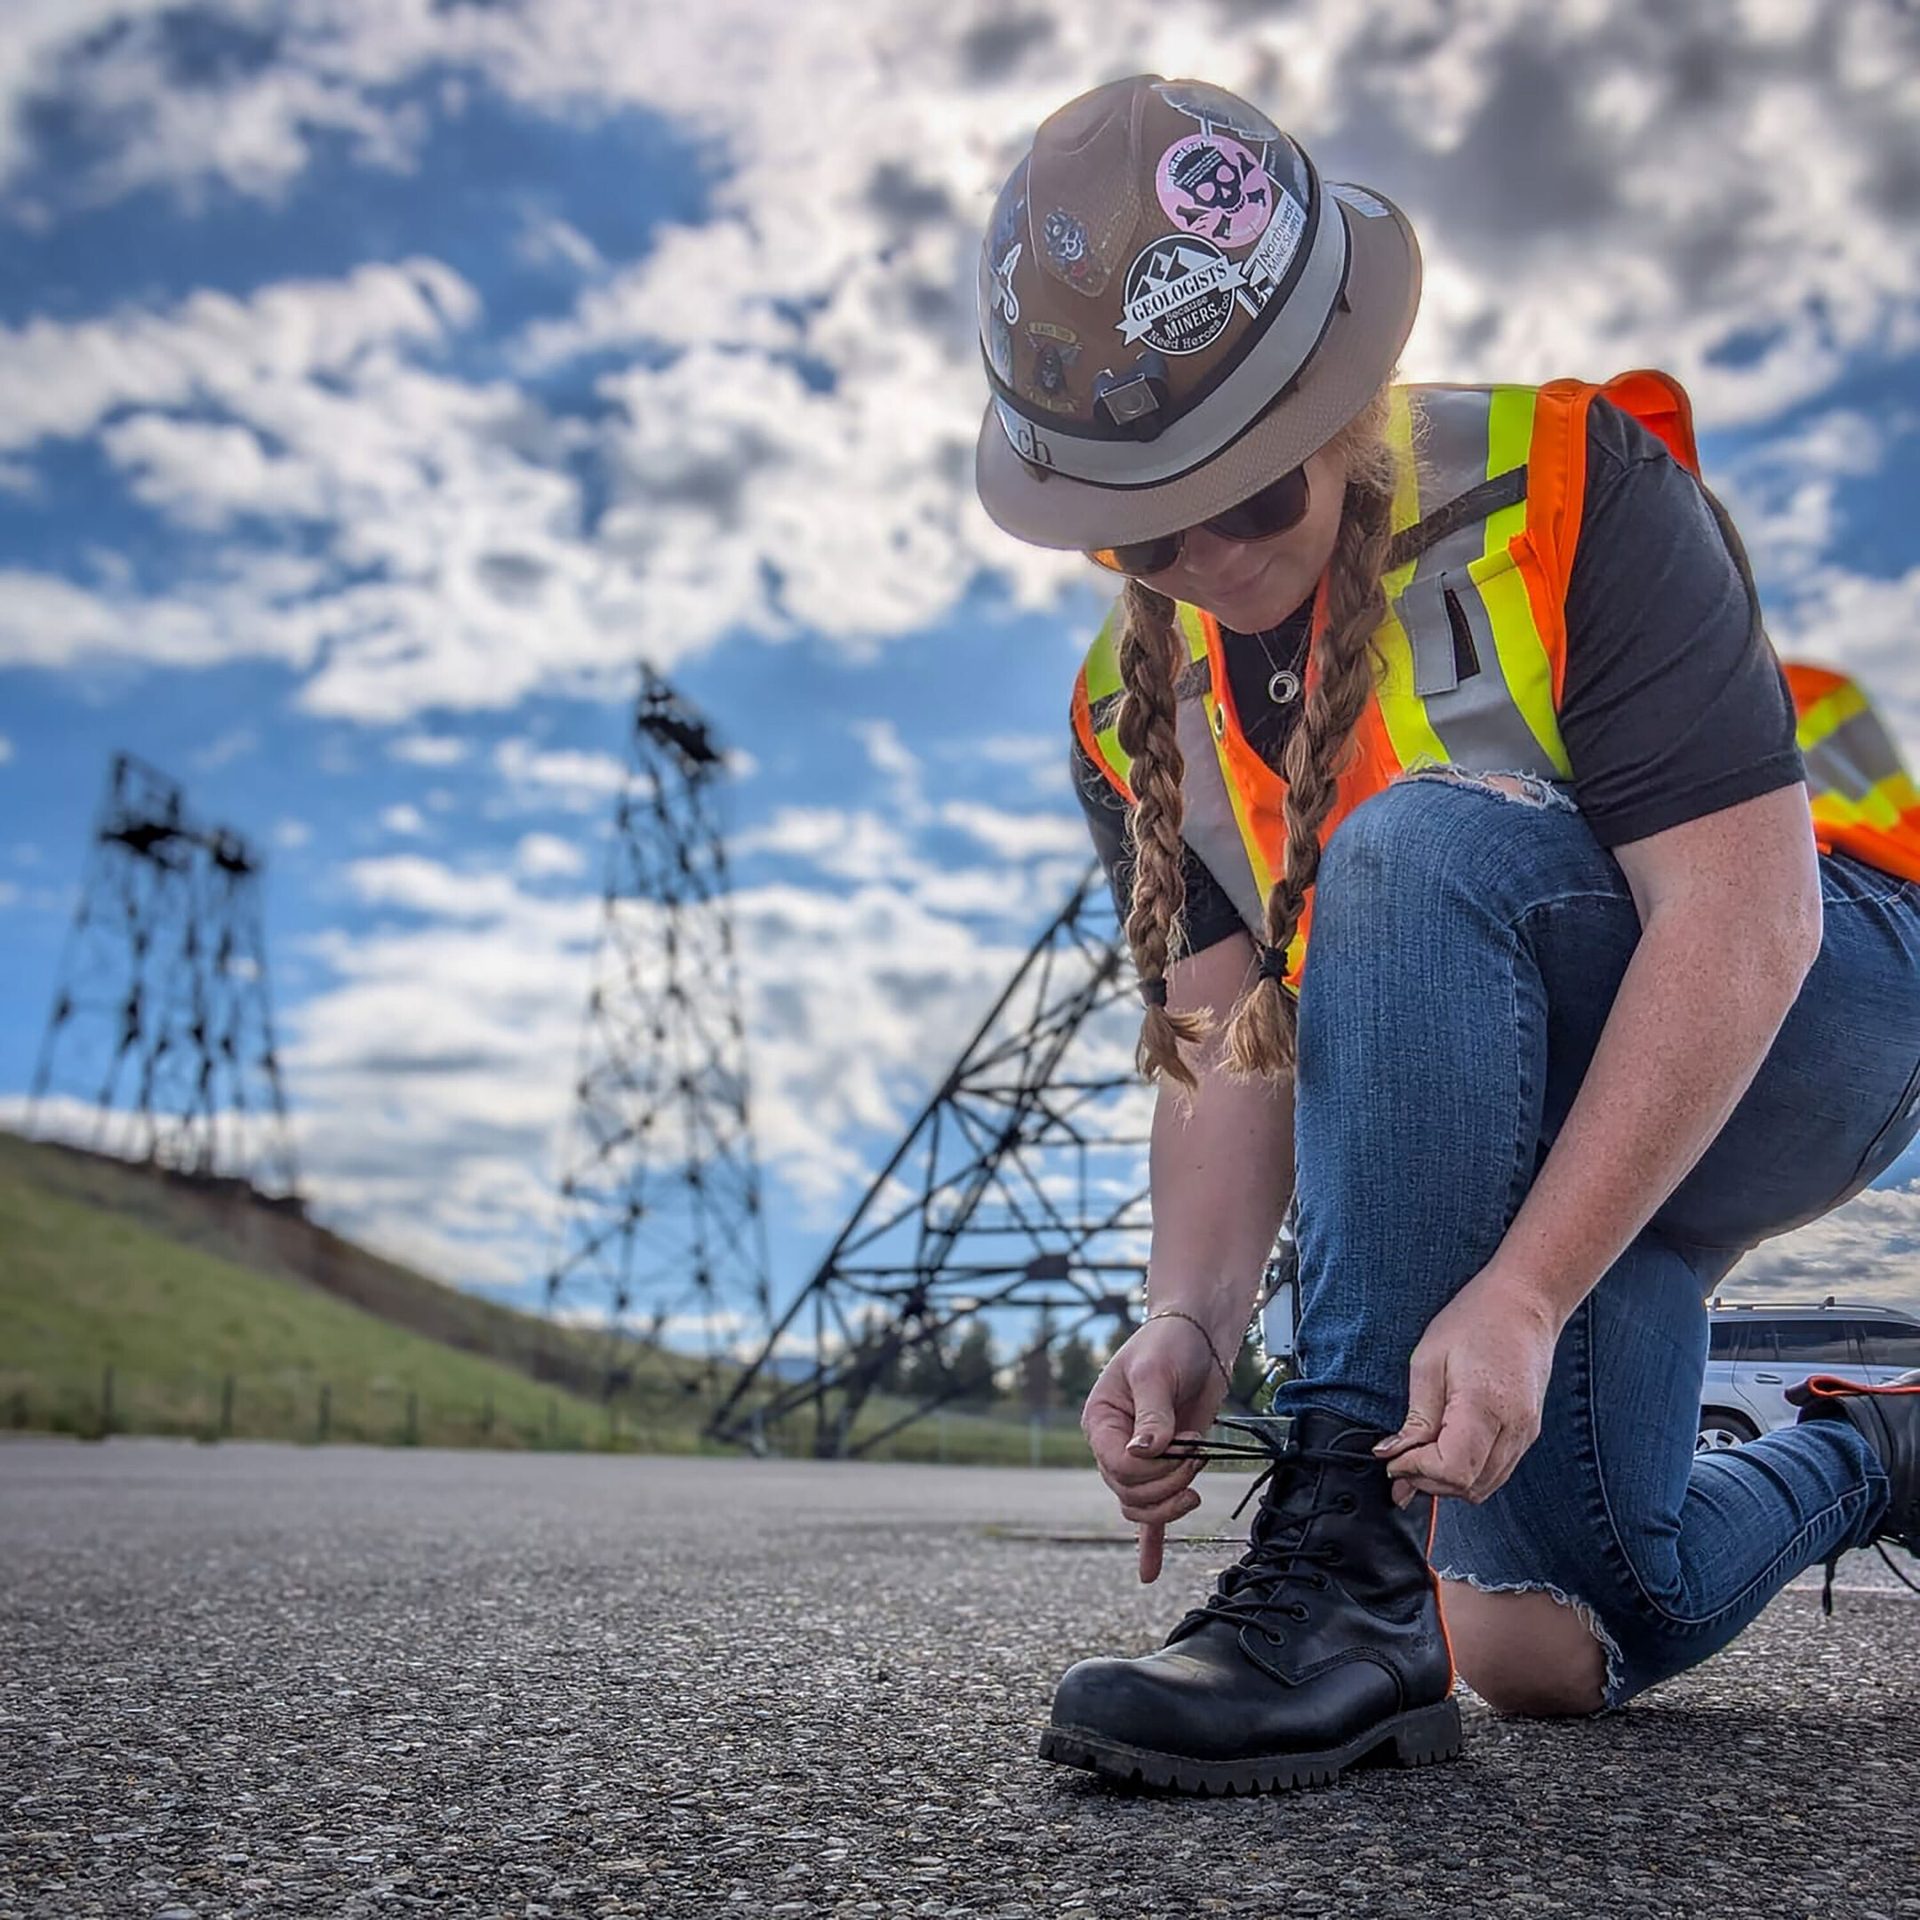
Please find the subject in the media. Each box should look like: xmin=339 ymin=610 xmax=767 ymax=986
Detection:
xmin=1114 ymin=577 xmax=1213 ymax=1096
xmin=1225 ymin=383 xmax=1402 ymax=1080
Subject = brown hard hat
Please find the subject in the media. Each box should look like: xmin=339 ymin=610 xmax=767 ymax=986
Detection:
xmin=974 ymin=75 xmax=1421 ymax=551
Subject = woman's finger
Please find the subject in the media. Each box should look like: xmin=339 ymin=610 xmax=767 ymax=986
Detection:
xmin=1138 ymin=1519 xmax=1164 ymax=1584
xmin=1118 ymin=1484 xmax=1203 ymax=1528
xmin=1386 ymin=1406 xmax=1498 ymax=1502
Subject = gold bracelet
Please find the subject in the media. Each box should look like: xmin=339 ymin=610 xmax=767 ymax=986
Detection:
xmin=1142 ymin=1306 xmax=1234 ymax=1389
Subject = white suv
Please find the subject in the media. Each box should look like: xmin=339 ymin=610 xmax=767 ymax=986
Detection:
xmin=1698 ymin=1299 xmax=1920 ymax=1450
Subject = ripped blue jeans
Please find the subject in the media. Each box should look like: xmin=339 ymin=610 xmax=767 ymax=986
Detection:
xmin=1271 ymin=772 xmax=1920 ymax=1709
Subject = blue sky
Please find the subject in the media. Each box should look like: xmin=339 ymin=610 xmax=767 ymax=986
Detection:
xmin=5 ymin=1 xmax=1920 ymax=1358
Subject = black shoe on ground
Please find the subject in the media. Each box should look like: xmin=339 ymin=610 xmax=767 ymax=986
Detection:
xmin=1039 ymin=1406 xmax=1462 ymax=1795
xmin=1785 ymin=1367 xmax=1920 ymax=1611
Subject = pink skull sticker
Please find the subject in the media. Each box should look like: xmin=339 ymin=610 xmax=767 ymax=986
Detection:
xmin=1154 ymin=133 xmax=1274 ymax=249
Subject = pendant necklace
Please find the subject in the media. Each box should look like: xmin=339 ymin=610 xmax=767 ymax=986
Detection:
xmin=1252 ymin=622 xmax=1306 ymax=707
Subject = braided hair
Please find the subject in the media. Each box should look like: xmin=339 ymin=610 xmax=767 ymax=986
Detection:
xmin=1116 ymin=378 xmax=1406 ymax=1094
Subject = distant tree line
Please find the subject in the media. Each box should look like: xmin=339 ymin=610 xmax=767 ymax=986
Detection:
xmin=848 ymin=1300 xmax=1268 ymax=1414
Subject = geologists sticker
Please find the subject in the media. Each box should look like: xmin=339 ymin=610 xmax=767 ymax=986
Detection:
xmin=1117 ymin=235 xmax=1245 ymax=352
xmin=1156 ymin=133 xmax=1273 ymax=248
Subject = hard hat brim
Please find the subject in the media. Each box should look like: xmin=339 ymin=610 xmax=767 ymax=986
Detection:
xmin=974 ymin=187 xmax=1421 ymax=551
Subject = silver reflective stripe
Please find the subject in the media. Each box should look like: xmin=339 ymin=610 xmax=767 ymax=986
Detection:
xmin=992 ymin=193 xmax=1352 ymax=489
xmin=1089 ymin=655 xmax=1212 ymax=733
xmin=1393 ymin=388 xmax=1561 ymax=779
xmin=1173 ymin=694 xmax=1269 ymax=937
xmin=1806 ymin=703 xmax=1905 ymax=801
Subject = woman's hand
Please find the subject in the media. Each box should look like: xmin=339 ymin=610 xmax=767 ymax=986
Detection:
xmin=1371 ymin=1268 xmax=1564 ymax=1508
xmin=1081 ymin=1317 xmax=1234 ymax=1584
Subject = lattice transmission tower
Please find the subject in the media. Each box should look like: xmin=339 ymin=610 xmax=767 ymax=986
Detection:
xmin=706 ymin=860 xmax=1201 ymax=1460
xmin=29 ymin=752 xmax=299 ymax=1198
xmin=544 ymin=663 xmax=774 ymax=1399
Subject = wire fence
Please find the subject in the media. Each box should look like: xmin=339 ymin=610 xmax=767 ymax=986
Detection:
xmin=0 ymin=1368 xmax=1109 ymax=1465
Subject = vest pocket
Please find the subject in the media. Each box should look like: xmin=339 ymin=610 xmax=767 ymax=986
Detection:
xmin=1441 ymin=583 xmax=1482 ymax=682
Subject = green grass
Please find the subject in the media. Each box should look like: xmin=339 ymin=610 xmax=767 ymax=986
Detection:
xmin=0 ymin=1143 xmax=637 ymax=1449
xmin=0 ymin=1131 xmax=1111 ymax=1464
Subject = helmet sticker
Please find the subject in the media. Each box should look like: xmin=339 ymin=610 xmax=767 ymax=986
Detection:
xmin=980 ymin=162 xmax=1028 ymax=382
xmin=1042 ymin=209 xmax=1087 ymax=268
xmin=992 ymin=240 xmax=1023 ymax=326
xmin=1153 ymin=82 xmax=1284 ymax=147
xmin=1330 ymin=181 xmax=1392 ymax=220
xmin=1235 ymin=187 xmax=1308 ymax=316
xmin=1117 ymin=235 xmax=1245 ymax=353
xmin=1022 ymin=320 xmax=1082 ymax=413
xmin=1155 ymin=134 xmax=1273 ymax=248
xmin=1039 ymin=208 xmax=1110 ymax=297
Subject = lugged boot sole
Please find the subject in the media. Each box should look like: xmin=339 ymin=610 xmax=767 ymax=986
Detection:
xmin=1036 ymin=1696 xmax=1464 ymax=1795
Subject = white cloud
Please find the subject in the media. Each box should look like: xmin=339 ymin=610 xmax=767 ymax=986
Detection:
xmin=491 ymin=737 xmax=629 ymax=812
xmin=380 ymin=803 xmax=427 ymax=836
xmin=389 ymin=732 xmax=470 ymax=767
xmin=1718 ymin=409 xmax=1900 ymax=593
xmin=0 ymin=257 xmax=475 ymax=457
xmin=937 ymin=799 xmax=1090 ymax=862
xmin=7 ymin=3 xmax=1917 ymax=723
xmin=516 ymin=213 xmax=603 ymax=275
xmin=0 ymin=735 xmax=13 ymax=765
xmin=190 ymin=726 xmax=259 ymax=771
xmin=514 ymin=831 xmax=587 ymax=879
xmin=1730 ymin=1178 xmax=1920 ymax=1313
xmin=733 ymin=806 xmax=917 ymax=884
xmin=272 ymin=818 xmax=312 ymax=850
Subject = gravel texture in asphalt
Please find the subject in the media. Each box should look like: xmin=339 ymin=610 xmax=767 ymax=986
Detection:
xmin=1 ymin=1437 xmax=1915 ymax=1920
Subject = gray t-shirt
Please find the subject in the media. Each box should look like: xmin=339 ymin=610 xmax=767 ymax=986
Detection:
xmin=1072 ymin=395 xmax=1805 ymax=953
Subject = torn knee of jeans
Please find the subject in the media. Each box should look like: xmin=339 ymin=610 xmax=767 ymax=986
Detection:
xmin=1398 ymin=763 xmax=1580 ymax=814
xmin=1435 ymin=1566 xmax=1627 ymax=1714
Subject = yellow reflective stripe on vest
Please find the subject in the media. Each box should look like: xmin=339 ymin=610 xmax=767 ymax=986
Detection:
xmin=1478 ymin=386 xmax=1571 ymax=777
xmin=1372 ymin=387 xmax=1452 ymax=772
xmin=1799 ymin=680 xmax=1920 ymax=831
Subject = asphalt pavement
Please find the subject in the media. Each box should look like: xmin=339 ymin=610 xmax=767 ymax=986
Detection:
xmin=1 ymin=1437 xmax=1915 ymax=1920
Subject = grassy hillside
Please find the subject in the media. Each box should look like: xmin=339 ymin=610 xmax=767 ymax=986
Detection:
xmin=0 ymin=1132 xmax=1104 ymax=1464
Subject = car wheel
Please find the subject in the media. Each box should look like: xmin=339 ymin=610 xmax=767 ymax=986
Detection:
xmin=1696 ymin=1411 xmax=1760 ymax=1452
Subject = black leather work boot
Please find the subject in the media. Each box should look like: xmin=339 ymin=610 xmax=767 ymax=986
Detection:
xmin=1039 ymin=1407 xmax=1462 ymax=1794
xmin=1785 ymin=1368 xmax=1920 ymax=1612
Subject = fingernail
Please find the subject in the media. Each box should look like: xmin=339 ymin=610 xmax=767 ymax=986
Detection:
xmin=1372 ymin=1437 xmax=1396 ymax=1452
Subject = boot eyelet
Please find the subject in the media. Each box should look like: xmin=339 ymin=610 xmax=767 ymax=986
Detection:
xmin=1338 ymin=1494 xmax=1358 ymax=1514
xmin=1288 ymin=1604 xmax=1310 ymax=1621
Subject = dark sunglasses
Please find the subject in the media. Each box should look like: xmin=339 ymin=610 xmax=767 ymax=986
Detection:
xmin=1086 ymin=465 xmax=1311 ymax=578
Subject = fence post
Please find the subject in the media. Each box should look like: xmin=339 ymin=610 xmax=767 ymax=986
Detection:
xmin=9 ymin=1388 xmax=27 ymax=1431
xmin=1030 ymin=1411 xmax=1042 ymax=1469
xmin=481 ymin=1393 xmax=494 ymax=1442
xmin=404 ymin=1391 xmax=419 ymax=1447
xmin=219 ymin=1373 xmax=235 ymax=1439
xmin=99 ymin=1365 xmax=115 ymax=1439
xmin=317 ymin=1383 xmax=331 ymax=1444
xmin=607 ymin=1401 xmax=619 ymax=1448
xmin=546 ymin=1397 xmax=558 ymax=1447
xmin=937 ymin=1408 xmax=946 ymax=1466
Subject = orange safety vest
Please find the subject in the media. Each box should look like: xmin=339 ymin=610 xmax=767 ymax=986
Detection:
xmin=1073 ymin=370 xmax=1920 ymax=985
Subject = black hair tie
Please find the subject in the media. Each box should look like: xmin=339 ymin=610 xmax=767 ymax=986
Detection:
xmin=1138 ymin=976 xmax=1168 ymax=1009
xmin=1256 ymin=942 xmax=1288 ymax=984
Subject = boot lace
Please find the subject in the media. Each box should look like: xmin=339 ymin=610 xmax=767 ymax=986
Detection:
xmin=1155 ymin=1418 xmax=1366 ymax=1646
xmin=1814 ymin=1539 xmax=1920 ymax=1617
